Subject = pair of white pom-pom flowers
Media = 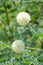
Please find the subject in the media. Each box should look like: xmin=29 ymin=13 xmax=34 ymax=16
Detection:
xmin=12 ymin=12 xmax=31 ymax=54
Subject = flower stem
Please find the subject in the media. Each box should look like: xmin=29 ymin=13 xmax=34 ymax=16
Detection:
xmin=26 ymin=47 xmax=43 ymax=52
xmin=3 ymin=3 xmax=9 ymax=25
xmin=3 ymin=3 xmax=13 ymax=41
xmin=28 ymin=23 xmax=37 ymax=34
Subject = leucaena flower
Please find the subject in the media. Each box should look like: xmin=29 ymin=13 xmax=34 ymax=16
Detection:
xmin=16 ymin=12 xmax=31 ymax=26
xmin=12 ymin=40 xmax=25 ymax=54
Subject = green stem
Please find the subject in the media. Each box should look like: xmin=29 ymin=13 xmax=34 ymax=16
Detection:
xmin=26 ymin=47 xmax=43 ymax=52
xmin=28 ymin=23 xmax=37 ymax=34
xmin=3 ymin=3 xmax=9 ymax=25
xmin=3 ymin=3 xmax=13 ymax=41
xmin=3 ymin=2 xmax=13 ymax=32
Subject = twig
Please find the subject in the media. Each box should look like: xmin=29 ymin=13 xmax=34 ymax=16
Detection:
xmin=3 ymin=3 xmax=9 ymax=25
xmin=26 ymin=47 xmax=43 ymax=52
xmin=28 ymin=23 xmax=37 ymax=34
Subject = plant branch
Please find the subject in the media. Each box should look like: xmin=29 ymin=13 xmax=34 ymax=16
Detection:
xmin=3 ymin=3 xmax=9 ymax=25
xmin=26 ymin=47 xmax=43 ymax=52
xmin=28 ymin=23 xmax=37 ymax=34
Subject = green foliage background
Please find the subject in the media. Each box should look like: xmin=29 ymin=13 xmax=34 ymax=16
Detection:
xmin=0 ymin=0 xmax=43 ymax=65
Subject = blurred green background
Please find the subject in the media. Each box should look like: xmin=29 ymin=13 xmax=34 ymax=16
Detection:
xmin=0 ymin=0 xmax=43 ymax=65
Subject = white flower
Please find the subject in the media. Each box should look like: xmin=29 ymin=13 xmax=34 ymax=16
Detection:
xmin=16 ymin=12 xmax=31 ymax=26
xmin=12 ymin=40 xmax=25 ymax=54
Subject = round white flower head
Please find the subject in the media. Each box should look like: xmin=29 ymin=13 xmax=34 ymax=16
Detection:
xmin=12 ymin=40 xmax=25 ymax=54
xmin=16 ymin=12 xmax=31 ymax=26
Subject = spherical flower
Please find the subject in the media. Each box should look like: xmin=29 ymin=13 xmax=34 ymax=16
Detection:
xmin=12 ymin=40 xmax=25 ymax=54
xmin=16 ymin=12 xmax=31 ymax=26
